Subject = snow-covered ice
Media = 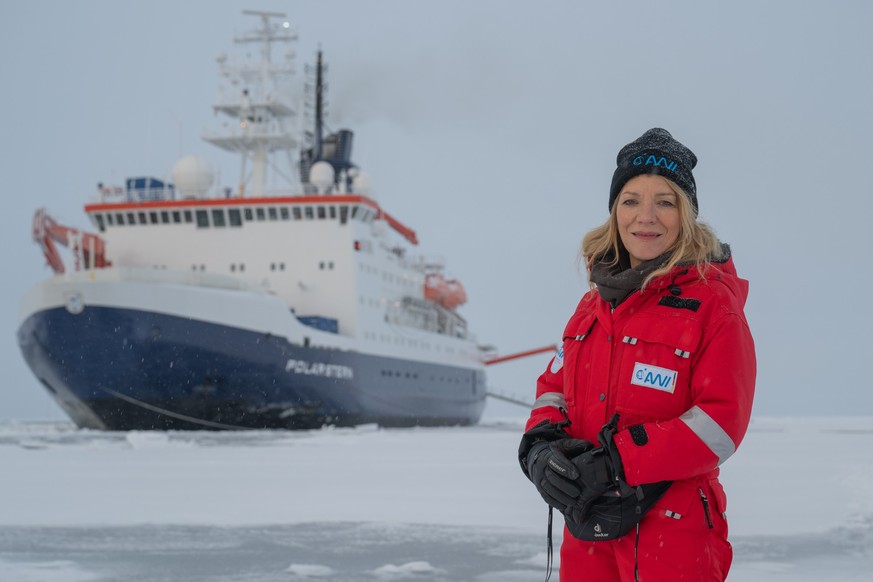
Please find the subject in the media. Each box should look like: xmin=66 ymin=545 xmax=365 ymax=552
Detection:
xmin=285 ymin=563 xmax=335 ymax=578
xmin=372 ymin=561 xmax=442 ymax=578
xmin=0 ymin=416 xmax=871 ymax=580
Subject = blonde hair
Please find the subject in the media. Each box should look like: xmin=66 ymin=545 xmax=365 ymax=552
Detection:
xmin=581 ymin=178 xmax=723 ymax=289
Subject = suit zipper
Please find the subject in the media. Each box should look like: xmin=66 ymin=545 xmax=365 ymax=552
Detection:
xmin=699 ymin=487 xmax=714 ymax=529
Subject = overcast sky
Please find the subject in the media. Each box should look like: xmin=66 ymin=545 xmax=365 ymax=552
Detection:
xmin=2 ymin=0 xmax=871 ymax=421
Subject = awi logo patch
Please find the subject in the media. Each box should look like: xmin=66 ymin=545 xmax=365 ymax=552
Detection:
xmin=631 ymin=362 xmax=677 ymax=393
xmin=550 ymin=346 xmax=564 ymax=373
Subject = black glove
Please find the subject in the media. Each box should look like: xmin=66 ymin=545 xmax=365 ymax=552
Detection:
xmin=541 ymin=414 xmax=627 ymax=521
xmin=518 ymin=419 xmax=572 ymax=477
xmin=526 ymin=438 xmax=595 ymax=513
xmin=543 ymin=444 xmax=623 ymax=521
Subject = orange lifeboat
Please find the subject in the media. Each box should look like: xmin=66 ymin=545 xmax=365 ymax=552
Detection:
xmin=424 ymin=273 xmax=467 ymax=310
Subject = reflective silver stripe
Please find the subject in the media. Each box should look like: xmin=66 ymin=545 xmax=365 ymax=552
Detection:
xmin=532 ymin=392 xmax=567 ymax=411
xmin=680 ymin=405 xmax=736 ymax=465
xmin=623 ymin=336 xmax=638 ymax=345
xmin=674 ymin=348 xmax=690 ymax=358
xmin=574 ymin=334 xmax=586 ymax=341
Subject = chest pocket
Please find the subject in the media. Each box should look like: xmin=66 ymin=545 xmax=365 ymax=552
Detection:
xmin=560 ymin=313 xmax=597 ymax=407
xmin=615 ymin=315 xmax=702 ymax=424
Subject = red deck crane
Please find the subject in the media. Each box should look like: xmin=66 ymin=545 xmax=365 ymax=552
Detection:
xmin=32 ymin=208 xmax=110 ymax=274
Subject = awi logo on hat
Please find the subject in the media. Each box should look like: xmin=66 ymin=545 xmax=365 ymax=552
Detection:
xmin=632 ymin=153 xmax=679 ymax=173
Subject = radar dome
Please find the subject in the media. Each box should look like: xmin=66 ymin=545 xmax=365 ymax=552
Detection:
xmin=309 ymin=161 xmax=335 ymax=193
xmin=172 ymin=156 xmax=215 ymax=199
xmin=352 ymin=171 xmax=372 ymax=196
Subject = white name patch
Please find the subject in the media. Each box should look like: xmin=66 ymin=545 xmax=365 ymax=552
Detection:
xmin=550 ymin=346 xmax=564 ymax=373
xmin=631 ymin=362 xmax=677 ymax=393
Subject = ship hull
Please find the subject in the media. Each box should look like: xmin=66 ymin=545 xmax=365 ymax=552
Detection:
xmin=17 ymin=274 xmax=486 ymax=430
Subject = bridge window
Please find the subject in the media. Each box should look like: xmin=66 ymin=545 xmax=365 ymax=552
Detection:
xmin=339 ymin=206 xmax=348 ymax=224
xmin=116 ymin=213 xmax=125 ymax=225
xmin=228 ymin=208 xmax=242 ymax=227
xmin=212 ymin=209 xmax=226 ymax=227
xmin=196 ymin=210 xmax=209 ymax=228
xmin=149 ymin=212 xmax=158 ymax=224
xmin=268 ymin=207 xmax=278 ymax=220
xmin=292 ymin=207 xmax=302 ymax=220
xmin=329 ymin=206 xmax=337 ymax=219
xmin=172 ymin=211 xmax=181 ymax=223
xmin=304 ymin=206 xmax=314 ymax=220
xmin=138 ymin=212 xmax=147 ymax=224
xmin=95 ymin=214 xmax=105 ymax=232
xmin=106 ymin=213 xmax=114 ymax=226
xmin=317 ymin=206 xmax=326 ymax=219
xmin=244 ymin=208 xmax=253 ymax=221
xmin=127 ymin=212 xmax=136 ymax=224
xmin=184 ymin=210 xmax=193 ymax=223
xmin=160 ymin=211 xmax=170 ymax=223
xmin=280 ymin=207 xmax=290 ymax=220
xmin=256 ymin=208 xmax=266 ymax=221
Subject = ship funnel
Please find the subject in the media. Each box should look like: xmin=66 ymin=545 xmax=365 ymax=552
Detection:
xmin=321 ymin=130 xmax=354 ymax=168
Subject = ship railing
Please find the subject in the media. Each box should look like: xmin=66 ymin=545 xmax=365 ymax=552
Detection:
xmin=391 ymin=296 xmax=468 ymax=339
xmin=127 ymin=186 xmax=176 ymax=202
xmin=221 ymin=186 xmax=359 ymax=198
xmin=405 ymin=256 xmax=446 ymax=274
xmin=95 ymin=184 xmax=176 ymax=204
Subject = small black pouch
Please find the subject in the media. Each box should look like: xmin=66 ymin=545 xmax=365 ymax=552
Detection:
xmin=565 ymin=480 xmax=672 ymax=541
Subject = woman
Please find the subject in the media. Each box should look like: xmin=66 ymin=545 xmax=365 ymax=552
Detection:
xmin=519 ymin=128 xmax=756 ymax=581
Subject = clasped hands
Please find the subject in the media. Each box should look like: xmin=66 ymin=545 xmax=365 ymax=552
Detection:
xmin=526 ymin=438 xmax=621 ymax=522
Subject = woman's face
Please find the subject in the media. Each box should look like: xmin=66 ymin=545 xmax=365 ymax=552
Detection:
xmin=616 ymin=174 xmax=681 ymax=268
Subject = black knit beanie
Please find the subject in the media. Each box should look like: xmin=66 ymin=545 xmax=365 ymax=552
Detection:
xmin=609 ymin=128 xmax=698 ymax=215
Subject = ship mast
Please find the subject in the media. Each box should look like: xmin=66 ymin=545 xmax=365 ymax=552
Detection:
xmin=203 ymin=10 xmax=299 ymax=197
xmin=314 ymin=50 xmax=325 ymax=162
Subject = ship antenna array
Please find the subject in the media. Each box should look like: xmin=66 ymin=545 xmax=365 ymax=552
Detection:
xmin=298 ymin=49 xmax=331 ymax=187
xmin=314 ymin=49 xmax=326 ymax=160
xmin=236 ymin=10 xmax=297 ymax=47
xmin=204 ymin=10 xmax=301 ymax=196
xmin=242 ymin=9 xmax=286 ymax=18
xmin=235 ymin=10 xmax=298 ymax=88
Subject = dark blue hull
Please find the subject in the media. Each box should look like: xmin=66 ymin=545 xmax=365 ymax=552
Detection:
xmin=17 ymin=306 xmax=486 ymax=430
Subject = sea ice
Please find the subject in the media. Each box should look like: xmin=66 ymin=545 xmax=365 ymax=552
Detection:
xmin=285 ymin=563 xmax=335 ymax=577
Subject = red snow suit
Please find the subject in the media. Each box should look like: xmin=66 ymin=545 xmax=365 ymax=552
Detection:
xmin=526 ymin=256 xmax=756 ymax=581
